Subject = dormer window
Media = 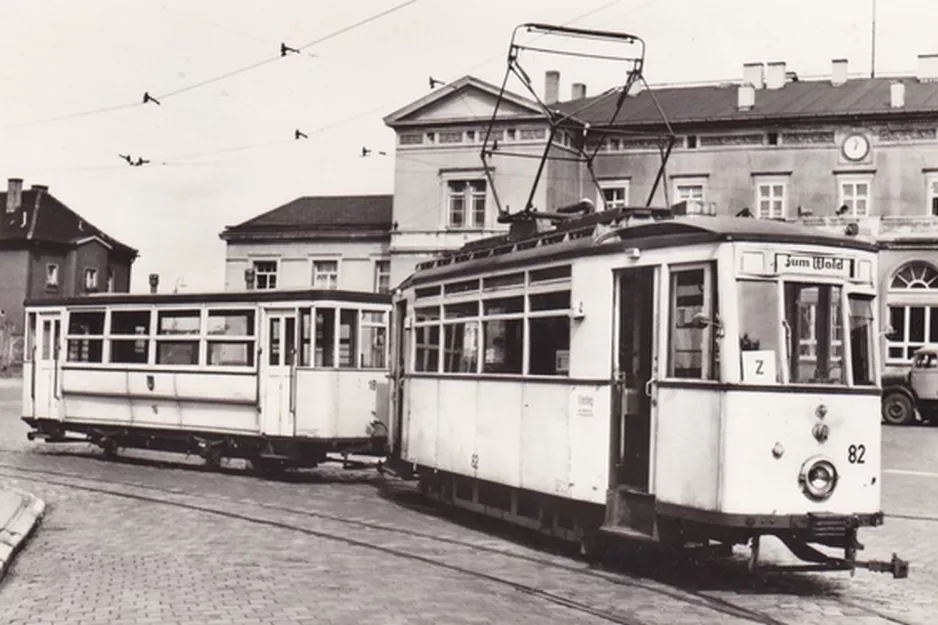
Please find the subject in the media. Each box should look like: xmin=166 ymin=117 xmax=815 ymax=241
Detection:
xmin=84 ymin=267 xmax=99 ymax=292
xmin=45 ymin=263 xmax=59 ymax=289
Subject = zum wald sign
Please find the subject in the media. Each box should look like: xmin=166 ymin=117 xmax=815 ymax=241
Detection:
xmin=774 ymin=253 xmax=853 ymax=278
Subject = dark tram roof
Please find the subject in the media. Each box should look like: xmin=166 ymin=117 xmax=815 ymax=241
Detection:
xmin=25 ymin=288 xmax=392 ymax=308
xmin=405 ymin=209 xmax=877 ymax=287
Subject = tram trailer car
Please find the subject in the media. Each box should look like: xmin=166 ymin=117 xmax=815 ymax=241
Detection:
xmin=388 ymin=206 xmax=908 ymax=578
xmin=22 ymin=289 xmax=392 ymax=473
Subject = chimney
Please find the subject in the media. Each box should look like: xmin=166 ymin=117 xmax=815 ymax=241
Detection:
xmin=832 ymin=58 xmax=848 ymax=86
xmin=545 ymin=70 xmax=560 ymax=105
xmin=917 ymin=54 xmax=938 ymax=82
xmin=244 ymin=267 xmax=256 ymax=290
xmin=148 ymin=273 xmax=159 ymax=294
xmin=766 ymin=61 xmax=786 ymax=89
xmin=6 ymin=178 xmax=22 ymax=214
xmin=738 ymin=83 xmax=755 ymax=111
xmin=30 ymin=184 xmax=48 ymax=192
xmin=571 ymin=82 xmax=587 ymax=100
xmin=743 ymin=62 xmax=764 ymax=90
xmin=891 ymin=81 xmax=906 ymax=108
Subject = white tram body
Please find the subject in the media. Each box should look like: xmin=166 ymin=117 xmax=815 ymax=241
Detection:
xmin=22 ymin=289 xmax=391 ymax=470
xmin=389 ymin=208 xmax=907 ymax=576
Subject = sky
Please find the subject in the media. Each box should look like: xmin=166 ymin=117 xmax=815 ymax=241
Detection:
xmin=0 ymin=0 xmax=934 ymax=293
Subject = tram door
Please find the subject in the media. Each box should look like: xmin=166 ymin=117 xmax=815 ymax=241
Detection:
xmin=389 ymin=300 xmax=408 ymax=459
xmin=262 ymin=309 xmax=298 ymax=437
xmin=32 ymin=312 xmax=62 ymax=420
xmin=612 ymin=268 xmax=655 ymax=493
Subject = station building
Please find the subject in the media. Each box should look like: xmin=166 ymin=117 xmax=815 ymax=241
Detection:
xmin=382 ymin=55 xmax=938 ymax=373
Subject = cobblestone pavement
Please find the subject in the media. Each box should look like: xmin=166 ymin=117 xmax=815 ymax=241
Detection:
xmin=1 ymin=381 xmax=935 ymax=624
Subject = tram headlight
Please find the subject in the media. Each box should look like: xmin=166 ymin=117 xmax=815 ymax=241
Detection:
xmin=799 ymin=456 xmax=838 ymax=501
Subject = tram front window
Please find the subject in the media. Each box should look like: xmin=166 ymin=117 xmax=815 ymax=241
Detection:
xmin=784 ymin=283 xmax=844 ymax=385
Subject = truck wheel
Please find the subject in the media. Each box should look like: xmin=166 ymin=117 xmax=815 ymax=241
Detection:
xmin=882 ymin=392 xmax=914 ymax=426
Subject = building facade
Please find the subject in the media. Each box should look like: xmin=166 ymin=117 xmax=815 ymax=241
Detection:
xmin=0 ymin=177 xmax=137 ymax=368
xmin=382 ymin=75 xmax=586 ymax=288
xmin=219 ymin=194 xmax=393 ymax=293
xmin=383 ymin=55 xmax=938 ymax=373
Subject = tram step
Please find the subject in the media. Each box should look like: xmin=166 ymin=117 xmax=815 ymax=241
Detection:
xmin=598 ymin=524 xmax=657 ymax=543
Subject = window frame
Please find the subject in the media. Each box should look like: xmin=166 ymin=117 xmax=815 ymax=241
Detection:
xmin=252 ymin=259 xmax=279 ymax=290
xmin=374 ymin=259 xmax=391 ymax=294
xmin=442 ymin=173 xmax=488 ymax=230
xmin=752 ymin=175 xmax=789 ymax=220
xmin=45 ymin=263 xmax=59 ymax=290
xmin=927 ymin=172 xmax=938 ymax=216
xmin=311 ymin=258 xmax=340 ymax=290
xmin=671 ymin=176 xmax=709 ymax=215
xmin=837 ymin=173 xmax=873 ymax=217
xmin=597 ymin=178 xmax=630 ymax=210
xmin=83 ymin=267 xmax=99 ymax=292
xmin=666 ymin=261 xmax=719 ymax=381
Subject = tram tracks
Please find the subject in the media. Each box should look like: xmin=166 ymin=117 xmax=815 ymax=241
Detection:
xmin=0 ymin=457 xmax=921 ymax=625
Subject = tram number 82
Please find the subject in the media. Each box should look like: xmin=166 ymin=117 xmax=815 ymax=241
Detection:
xmin=847 ymin=444 xmax=866 ymax=464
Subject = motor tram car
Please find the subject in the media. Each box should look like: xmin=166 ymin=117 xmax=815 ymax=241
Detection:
xmin=22 ymin=288 xmax=391 ymax=473
xmin=387 ymin=204 xmax=909 ymax=578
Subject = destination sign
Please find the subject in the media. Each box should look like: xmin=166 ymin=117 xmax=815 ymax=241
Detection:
xmin=774 ymin=253 xmax=853 ymax=278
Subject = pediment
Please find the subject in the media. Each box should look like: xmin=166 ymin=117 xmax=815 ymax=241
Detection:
xmin=384 ymin=76 xmax=542 ymax=127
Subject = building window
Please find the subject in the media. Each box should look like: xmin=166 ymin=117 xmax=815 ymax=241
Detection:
xmin=83 ymin=267 xmax=98 ymax=292
xmin=886 ymin=261 xmax=938 ymax=362
xmin=374 ymin=260 xmax=390 ymax=294
xmin=106 ymin=270 xmax=115 ymax=293
xmin=753 ymin=176 xmax=788 ymax=219
xmin=837 ymin=174 xmax=872 ymax=216
xmin=597 ymin=179 xmax=630 ymax=210
xmin=672 ymin=177 xmax=708 ymax=214
xmin=312 ymin=260 xmax=339 ymax=290
xmin=252 ymin=260 xmax=277 ymax=290
xmin=447 ymin=179 xmax=486 ymax=229
xmin=45 ymin=264 xmax=59 ymax=289
xmin=927 ymin=174 xmax=938 ymax=216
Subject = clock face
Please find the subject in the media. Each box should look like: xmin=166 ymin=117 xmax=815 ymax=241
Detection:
xmin=842 ymin=134 xmax=870 ymax=161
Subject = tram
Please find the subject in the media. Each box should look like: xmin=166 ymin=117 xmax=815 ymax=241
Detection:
xmin=22 ymin=288 xmax=391 ymax=472
xmin=387 ymin=204 xmax=909 ymax=578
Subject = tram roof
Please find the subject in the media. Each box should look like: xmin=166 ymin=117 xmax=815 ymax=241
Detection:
xmin=404 ymin=213 xmax=877 ymax=287
xmin=24 ymin=288 xmax=392 ymax=309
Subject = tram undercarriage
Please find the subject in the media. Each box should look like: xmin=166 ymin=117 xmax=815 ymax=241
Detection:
xmin=22 ymin=417 xmax=387 ymax=474
xmin=412 ymin=466 xmax=909 ymax=579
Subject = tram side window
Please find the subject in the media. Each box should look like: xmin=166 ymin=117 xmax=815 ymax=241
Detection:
xmin=848 ymin=295 xmax=875 ymax=386
xmin=413 ymin=306 xmax=440 ymax=373
xmin=482 ymin=296 xmax=523 ymax=374
xmin=338 ymin=309 xmax=358 ymax=368
xmin=529 ymin=290 xmax=571 ymax=376
xmin=360 ymin=311 xmax=387 ymax=369
xmin=67 ymin=311 xmax=104 ymax=363
xmin=738 ymin=281 xmax=780 ymax=383
xmin=300 ymin=309 xmax=311 ymax=366
xmin=443 ymin=301 xmax=478 ymax=373
xmin=156 ymin=310 xmax=200 ymax=366
xmin=315 ymin=308 xmax=336 ymax=367
xmin=784 ymin=284 xmax=844 ymax=385
xmin=668 ymin=267 xmax=719 ymax=379
xmin=109 ymin=310 xmax=151 ymax=364
xmin=206 ymin=309 xmax=255 ymax=367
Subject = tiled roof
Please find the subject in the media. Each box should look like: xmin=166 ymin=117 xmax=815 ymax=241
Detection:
xmin=220 ymin=194 xmax=393 ymax=240
xmin=554 ymin=76 xmax=938 ymax=128
xmin=0 ymin=188 xmax=137 ymax=256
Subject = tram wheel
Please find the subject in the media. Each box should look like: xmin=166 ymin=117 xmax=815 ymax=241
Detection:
xmin=101 ymin=439 xmax=119 ymax=461
xmin=882 ymin=392 xmax=914 ymax=426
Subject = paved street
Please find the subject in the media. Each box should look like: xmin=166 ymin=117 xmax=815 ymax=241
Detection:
xmin=0 ymin=379 xmax=936 ymax=625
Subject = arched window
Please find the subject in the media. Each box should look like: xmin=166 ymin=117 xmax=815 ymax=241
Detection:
xmin=886 ymin=261 xmax=938 ymax=362
xmin=890 ymin=262 xmax=938 ymax=290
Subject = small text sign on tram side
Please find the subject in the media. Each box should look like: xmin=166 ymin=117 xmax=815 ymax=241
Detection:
xmin=774 ymin=253 xmax=853 ymax=278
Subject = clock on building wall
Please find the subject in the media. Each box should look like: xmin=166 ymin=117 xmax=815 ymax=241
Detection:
xmin=841 ymin=133 xmax=871 ymax=161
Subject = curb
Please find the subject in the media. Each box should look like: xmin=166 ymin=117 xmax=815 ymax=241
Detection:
xmin=0 ymin=489 xmax=46 ymax=584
